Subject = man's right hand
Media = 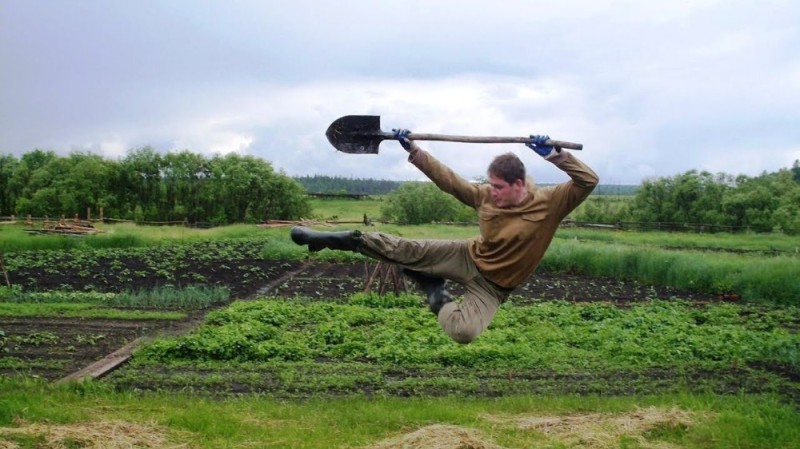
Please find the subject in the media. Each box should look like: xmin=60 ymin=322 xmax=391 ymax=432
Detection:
xmin=392 ymin=128 xmax=417 ymax=152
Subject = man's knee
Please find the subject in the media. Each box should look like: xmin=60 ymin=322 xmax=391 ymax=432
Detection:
xmin=447 ymin=327 xmax=480 ymax=344
xmin=439 ymin=306 xmax=482 ymax=344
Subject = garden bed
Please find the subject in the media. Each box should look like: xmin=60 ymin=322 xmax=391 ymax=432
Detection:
xmin=2 ymin=251 xmax=798 ymax=404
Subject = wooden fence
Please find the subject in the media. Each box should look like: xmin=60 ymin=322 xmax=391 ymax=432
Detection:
xmin=2 ymin=214 xmax=793 ymax=235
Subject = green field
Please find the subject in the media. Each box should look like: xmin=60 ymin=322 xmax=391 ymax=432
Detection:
xmin=1 ymin=211 xmax=799 ymax=448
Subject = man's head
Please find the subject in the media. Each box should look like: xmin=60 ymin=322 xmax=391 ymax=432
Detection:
xmin=487 ymin=153 xmax=529 ymax=208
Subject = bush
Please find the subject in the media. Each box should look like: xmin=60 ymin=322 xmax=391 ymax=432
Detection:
xmin=380 ymin=182 xmax=475 ymax=224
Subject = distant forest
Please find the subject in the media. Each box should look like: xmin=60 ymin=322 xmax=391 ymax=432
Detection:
xmin=294 ymin=175 xmax=638 ymax=196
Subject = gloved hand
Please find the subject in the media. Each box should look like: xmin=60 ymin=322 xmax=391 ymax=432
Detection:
xmin=526 ymin=134 xmax=560 ymax=160
xmin=392 ymin=128 xmax=416 ymax=152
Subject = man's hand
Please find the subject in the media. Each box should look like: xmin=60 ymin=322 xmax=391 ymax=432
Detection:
xmin=526 ymin=135 xmax=561 ymax=160
xmin=392 ymin=128 xmax=418 ymax=152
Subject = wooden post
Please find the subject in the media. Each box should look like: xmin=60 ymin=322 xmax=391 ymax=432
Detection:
xmin=87 ymin=207 xmax=91 ymax=222
xmin=364 ymin=263 xmax=382 ymax=293
xmin=100 ymin=207 xmax=104 ymax=222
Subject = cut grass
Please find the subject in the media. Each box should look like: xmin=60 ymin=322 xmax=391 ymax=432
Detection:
xmin=0 ymin=378 xmax=798 ymax=449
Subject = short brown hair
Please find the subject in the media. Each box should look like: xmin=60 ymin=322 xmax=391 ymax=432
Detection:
xmin=488 ymin=153 xmax=526 ymax=184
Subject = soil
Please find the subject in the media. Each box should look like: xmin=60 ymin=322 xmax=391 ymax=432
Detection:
xmin=2 ymin=257 xmax=797 ymax=403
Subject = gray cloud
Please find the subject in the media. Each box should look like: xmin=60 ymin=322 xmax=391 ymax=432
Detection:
xmin=1 ymin=0 xmax=798 ymax=184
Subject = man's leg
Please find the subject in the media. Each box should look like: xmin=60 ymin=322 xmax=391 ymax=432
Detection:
xmin=359 ymin=232 xmax=511 ymax=343
xmin=437 ymin=275 xmax=511 ymax=344
xmin=291 ymin=228 xmax=508 ymax=343
xmin=291 ymin=227 xmax=459 ymax=313
xmin=400 ymin=268 xmax=453 ymax=315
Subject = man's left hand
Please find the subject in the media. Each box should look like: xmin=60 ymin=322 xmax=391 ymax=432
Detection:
xmin=526 ymin=135 xmax=561 ymax=160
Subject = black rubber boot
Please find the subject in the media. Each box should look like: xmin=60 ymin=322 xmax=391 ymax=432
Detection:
xmin=402 ymin=268 xmax=453 ymax=315
xmin=290 ymin=226 xmax=362 ymax=252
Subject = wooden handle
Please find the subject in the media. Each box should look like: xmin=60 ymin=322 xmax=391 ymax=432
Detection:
xmin=388 ymin=132 xmax=583 ymax=150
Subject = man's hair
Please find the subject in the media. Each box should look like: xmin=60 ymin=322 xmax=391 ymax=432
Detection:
xmin=488 ymin=153 xmax=526 ymax=184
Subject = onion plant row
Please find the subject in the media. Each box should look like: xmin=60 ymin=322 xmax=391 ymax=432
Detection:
xmin=541 ymin=239 xmax=800 ymax=304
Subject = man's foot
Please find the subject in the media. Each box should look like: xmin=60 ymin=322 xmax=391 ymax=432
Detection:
xmin=427 ymin=288 xmax=453 ymax=316
xmin=290 ymin=226 xmax=361 ymax=252
xmin=402 ymin=268 xmax=453 ymax=315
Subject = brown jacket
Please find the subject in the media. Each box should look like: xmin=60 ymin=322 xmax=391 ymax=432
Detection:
xmin=409 ymin=150 xmax=599 ymax=288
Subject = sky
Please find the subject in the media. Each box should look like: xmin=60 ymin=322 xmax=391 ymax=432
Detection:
xmin=1 ymin=0 xmax=798 ymax=185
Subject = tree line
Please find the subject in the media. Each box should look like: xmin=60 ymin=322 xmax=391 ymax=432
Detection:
xmin=3 ymin=147 xmax=798 ymax=233
xmin=377 ymin=162 xmax=800 ymax=234
xmin=293 ymin=175 xmax=403 ymax=195
xmin=293 ymin=175 xmax=638 ymax=196
xmin=0 ymin=148 xmax=311 ymax=224
xmin=573 ymin=162 xmax=800 ymax=234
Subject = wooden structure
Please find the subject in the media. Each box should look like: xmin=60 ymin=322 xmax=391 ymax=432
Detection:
xmin=363 ymin=261 xmax=407 ymax=295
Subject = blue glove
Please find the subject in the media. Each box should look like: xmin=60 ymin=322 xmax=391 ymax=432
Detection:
xmin=392 ymin=128 xmax=414 ymax=151
xmin=526 ymin=135 xmax=557 ymax=158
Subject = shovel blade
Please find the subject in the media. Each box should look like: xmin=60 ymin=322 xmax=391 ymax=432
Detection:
xmin=325 ymin=115 xmax=386 ymax=154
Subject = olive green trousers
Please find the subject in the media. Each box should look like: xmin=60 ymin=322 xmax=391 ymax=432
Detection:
xmin=357 ymin=232 xmax=512 ymax=344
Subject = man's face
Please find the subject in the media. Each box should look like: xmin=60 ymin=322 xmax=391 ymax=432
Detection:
xmin=488 ymin=174 xmax=525 ymax=208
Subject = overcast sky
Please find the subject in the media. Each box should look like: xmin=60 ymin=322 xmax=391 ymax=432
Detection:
xmin=1 ymin=0 xmax=798 ymax=185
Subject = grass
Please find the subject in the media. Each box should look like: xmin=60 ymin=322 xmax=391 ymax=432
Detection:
xmin=556 ymin=227 xmax=800 ymax=255
xmin=0 ymin=379 xmax=798 ymax=448
xmin=0 ymin=222 xmax=274 ymax=252
xmin=541 ymin=239 xmax=800 ymax=304
xmin=308 ymin=196 xmax=385 ymax=222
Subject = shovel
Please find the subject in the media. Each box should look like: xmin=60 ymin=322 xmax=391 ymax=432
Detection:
xmin=325 ymin=115 xmax=583 ymax=154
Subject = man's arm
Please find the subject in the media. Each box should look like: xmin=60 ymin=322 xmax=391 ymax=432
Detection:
xmin=394 ymin=129 xmax=482 ymax=208
xmin=526 ymin=134 xmax=599 ymax=218
xmin=527 ymin=134 xmax=598 ymax=188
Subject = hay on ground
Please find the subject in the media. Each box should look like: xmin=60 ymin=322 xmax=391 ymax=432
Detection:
xmin=364 ymin=424 xmax=507 ymax=449
xmin=481 ymin=406 xmax=702 ymax=449
xmin=0 ymin=419 xmax=192 ymax=449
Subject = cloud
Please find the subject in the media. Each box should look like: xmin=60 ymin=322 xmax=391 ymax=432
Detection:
xmin=1 ymin=0 xmax=798 ymax=185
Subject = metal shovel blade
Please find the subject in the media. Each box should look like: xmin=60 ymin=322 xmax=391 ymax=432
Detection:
xmin=325 ymin=115 xmax=388 ymax=154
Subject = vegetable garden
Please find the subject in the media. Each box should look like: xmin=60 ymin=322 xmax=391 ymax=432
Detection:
xmin=1 ymin=221 xmax=799 ymax=448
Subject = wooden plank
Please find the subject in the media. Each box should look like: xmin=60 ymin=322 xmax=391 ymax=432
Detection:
xmin=55 ymin=337 xmax=151 ymax=385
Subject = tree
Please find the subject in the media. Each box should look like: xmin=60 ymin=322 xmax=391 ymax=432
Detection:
xmin=119 ymin=147 xmax=163 ymax=220
xmin=161 ymin=151 xmax=209 ymax=222
xmin=632 ymin=170 xmax=730 ymax=226
xmin=206 ymin=154 xmax=310 ymax=224
xmin=0 ymin=154 xmax=19 ymax=216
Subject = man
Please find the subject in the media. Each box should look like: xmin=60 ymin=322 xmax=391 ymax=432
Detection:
xmin=292 ymin=129 xmax=598 ymax=343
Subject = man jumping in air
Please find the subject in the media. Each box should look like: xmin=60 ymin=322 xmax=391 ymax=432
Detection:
xmin=292 ymin=129 xmax=598 ymax=343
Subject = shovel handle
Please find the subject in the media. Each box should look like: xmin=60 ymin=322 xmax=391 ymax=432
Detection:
xmin=391 ymin=132 xmax=582 ymax=150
